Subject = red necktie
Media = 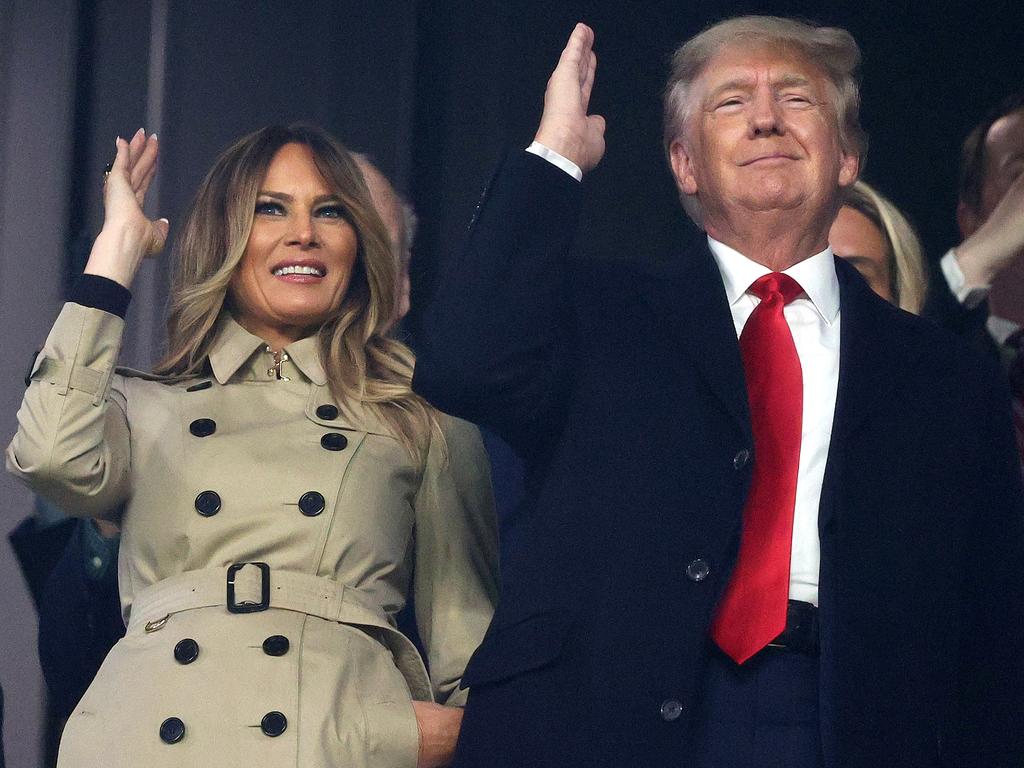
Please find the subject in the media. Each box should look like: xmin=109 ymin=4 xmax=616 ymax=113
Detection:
xmin=710 ymin=272 xmax=804 ymax=664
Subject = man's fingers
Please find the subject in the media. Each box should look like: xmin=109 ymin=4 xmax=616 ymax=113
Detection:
xmin=556 ymin=22 xmax=594 ymax=71
xmin=581 ymin=50 xmax=597 ymax=103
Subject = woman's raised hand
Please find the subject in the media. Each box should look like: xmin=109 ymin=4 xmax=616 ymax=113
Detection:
xmin=85 ymin=128 xmax=169 ymax=288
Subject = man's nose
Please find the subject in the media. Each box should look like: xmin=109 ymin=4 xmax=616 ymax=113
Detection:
xmin=748 ymin=90 xmax=783 ymax=137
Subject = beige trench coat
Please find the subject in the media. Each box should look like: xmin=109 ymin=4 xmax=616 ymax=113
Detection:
xmin=7 ymin=303 xmax=499 ymax=768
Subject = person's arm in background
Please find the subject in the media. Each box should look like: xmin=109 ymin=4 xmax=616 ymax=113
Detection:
xmin=412 ymin=24 xmax=605 ymax=457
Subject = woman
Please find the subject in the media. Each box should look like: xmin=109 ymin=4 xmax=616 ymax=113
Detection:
xmin=830 ymin=179 xmax=928 ymax=314
xmin=7 ymin=125 xmax=498 ymax=767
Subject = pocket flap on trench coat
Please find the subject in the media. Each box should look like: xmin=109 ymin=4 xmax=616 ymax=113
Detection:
xmin=460 ymin=608 xmax=574 ymax=689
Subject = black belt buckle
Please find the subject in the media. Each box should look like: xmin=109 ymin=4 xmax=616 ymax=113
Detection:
xmin=226 ymin=562 xmax=270 ymax=613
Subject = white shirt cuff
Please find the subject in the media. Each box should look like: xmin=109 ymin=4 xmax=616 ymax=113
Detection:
xmin=940 ymin=248 xmax=990 ymax=309
xmin=526 ymin=142 xmax=583 ymax=182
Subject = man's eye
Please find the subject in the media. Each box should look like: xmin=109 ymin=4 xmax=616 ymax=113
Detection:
xmin=716 ymin=98 xmax=743 ymax=109
xmin=782 ymin=94 xmax=811 ymax=105
xmin=255 ymin=201 xmax=284 ymax=215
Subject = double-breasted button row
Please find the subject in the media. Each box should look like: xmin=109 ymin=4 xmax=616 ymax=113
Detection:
xmin=190 ymin=415 xmax=347 ymax=453
xmin=158 ymin=711 xmax=287 ymax=743
xmin=193 ymin=491 xmax=326 ymax=517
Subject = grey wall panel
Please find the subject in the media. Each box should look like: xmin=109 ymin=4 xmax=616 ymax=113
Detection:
xmin=0 ymin=2 xmax=80 ymax=765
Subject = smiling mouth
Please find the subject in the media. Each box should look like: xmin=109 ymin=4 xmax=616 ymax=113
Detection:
xmin=272 ymin=264 xmax=326 ymax=278
xmin=741 ymin=154 xmax=797 ymax=166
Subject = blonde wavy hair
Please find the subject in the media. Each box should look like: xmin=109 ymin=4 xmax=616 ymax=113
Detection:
xmin=154 ymin=124 xmax=439 ymax=457
xmin=842 ymin=180 xmax=928 ymax=315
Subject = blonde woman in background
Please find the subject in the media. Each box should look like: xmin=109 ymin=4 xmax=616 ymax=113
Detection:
xmin=7 ymin=124 xmax=497 ymax=768
xmin=830 ymin=179 xmax=928 ymax=314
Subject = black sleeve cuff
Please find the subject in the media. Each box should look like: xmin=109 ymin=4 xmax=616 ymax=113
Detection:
xmin=68 ymin=274 xmax=132 ymax=318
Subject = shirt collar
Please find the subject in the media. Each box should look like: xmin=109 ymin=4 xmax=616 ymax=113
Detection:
xmin=206 ymin=313 xmax=327 ymax=385
xmin=988 ymin=314 xmax=1022 ymax=347
xmin=707 ymin=235 xmax=840 ymax=325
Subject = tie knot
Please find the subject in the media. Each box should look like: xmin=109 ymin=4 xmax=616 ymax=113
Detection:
xmin=748 ymin=272 xmax=804 ymax=305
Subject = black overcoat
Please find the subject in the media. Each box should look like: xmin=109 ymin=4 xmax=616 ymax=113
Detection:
xmin=413 ymin=151 xmax=1024 ymax=768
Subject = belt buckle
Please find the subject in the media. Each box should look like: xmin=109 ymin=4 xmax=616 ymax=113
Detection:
xmin=226 ymin=562 xmax=270 ymax=613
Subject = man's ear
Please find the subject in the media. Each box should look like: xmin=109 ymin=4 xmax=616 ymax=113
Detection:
xmin=669 ymin=140 xmax=699 ymax=196
xmin=957 ymin=200 xmax=981 ymax=239
xmin=837 ymin=151 xmax=859 ymax=189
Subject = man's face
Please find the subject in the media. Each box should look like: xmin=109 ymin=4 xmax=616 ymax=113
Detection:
xmin=959 ymin=107 xmax=1024 ymax=236
xmin=670 ymin=43 xmax=858 ymax=232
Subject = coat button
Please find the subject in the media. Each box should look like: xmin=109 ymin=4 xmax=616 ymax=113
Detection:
xmin=686 ymin=559 xmax=710 ymax=582
xmin=263 ymin=635 xmax=290 ymax=656
xmin=159 ymin=717 xmax=186 ymax=743
xmin=316 ymin=404 xmax=339 ymax=420
xmin=189 ymin=418 xmax=216 ymax=437
xmin=173 ymin=638 xmax=199 ymax=665
xmin=321 ymin=433 xmax=347 ymax=451
xmin=660 ymin=699 xmax=683 ymax=721
xmin=733 ymin=449 xmax=751 ymax=470
xmin=185 ymin=380 xmax=212 ymax=392
xmin=194 ymin=490 xmax=221 ymax=517
xmin=298 ymin=491 xmax=325 ymax=517
xmin=261 ymin=711 xmax=288 ymax=737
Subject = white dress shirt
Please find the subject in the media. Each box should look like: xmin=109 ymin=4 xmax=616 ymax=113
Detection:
xmin=529 ymin=143 xmax=840 ymax=605
xmin=941 ymin=248 xmax=1021 ymax=344
xmin=708 ymin=238 xmax=840 ymax=606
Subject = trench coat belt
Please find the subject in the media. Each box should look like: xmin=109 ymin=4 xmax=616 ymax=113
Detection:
xmin=126 ymin=565 xmax=434 ymax=701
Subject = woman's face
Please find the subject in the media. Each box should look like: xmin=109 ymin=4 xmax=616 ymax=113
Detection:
xmin=229 ymin=142 xmax=359 ymax=347
xmin=830 ymin=205 xmax=894 ymax=304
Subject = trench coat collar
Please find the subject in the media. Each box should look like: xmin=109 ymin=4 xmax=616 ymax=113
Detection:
xmin=207 ymin=313 xmax=327 ymax=386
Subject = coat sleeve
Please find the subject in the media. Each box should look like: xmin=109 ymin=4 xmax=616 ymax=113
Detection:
xmin=6 ymin=302 xmax=130 ymax=518
xmin=412 ymin=150 xmax=582 ymax=456
xmin=944 ymin=354 xmax=1024 ymax=766
xmin=412 ymin=413 xmax=499 ymax=705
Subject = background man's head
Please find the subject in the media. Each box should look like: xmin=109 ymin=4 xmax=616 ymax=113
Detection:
xmin=662 ymin=16 xmax=865 ymax=228
xmin=352 ymin=153 xmax=417 ymax=324
xmin=957 ymin=91 xmax=1024 ymax=238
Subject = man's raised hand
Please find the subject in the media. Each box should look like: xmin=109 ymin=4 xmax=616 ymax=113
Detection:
xmin=534 ymin=23 xmax=606 ymax=174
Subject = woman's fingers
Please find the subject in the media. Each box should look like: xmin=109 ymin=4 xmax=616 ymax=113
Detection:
xmin=133 ymin=135 xmax=159 ymax=196
xmin=127 ymin=127 xmax=146 ymax=167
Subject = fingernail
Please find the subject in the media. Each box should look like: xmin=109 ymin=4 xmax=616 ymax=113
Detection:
xmin=150 ymin=133 xmax=158 ymax=141
xmin=158 ymin=218 xmax=169 ymax=224
xmin=134 ymin=127 xmax=145 ymax=138
xmin=115 ymin=136 xmax=122 ymax=147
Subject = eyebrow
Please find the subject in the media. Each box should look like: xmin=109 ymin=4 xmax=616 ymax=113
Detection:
xmin=256 ymin=190 xmax=341 ymax=204
xmin=705 ymin=73 xmax=814 ymax=103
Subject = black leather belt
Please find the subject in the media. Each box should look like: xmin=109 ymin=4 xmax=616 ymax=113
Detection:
xmin=765 ymin=599 xmax=819 ymax=655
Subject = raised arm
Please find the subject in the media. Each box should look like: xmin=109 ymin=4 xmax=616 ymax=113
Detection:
xmin=6 ymin=129 xmax=166 ymax=516
xmin=412 ymin=25 xmax=606 ymax=456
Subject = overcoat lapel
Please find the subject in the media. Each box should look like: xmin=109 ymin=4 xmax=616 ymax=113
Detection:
xmin=641 ymin=240 xmax=752 ymax=440
xmin=819 ymin=257 xmax=910 ymax=530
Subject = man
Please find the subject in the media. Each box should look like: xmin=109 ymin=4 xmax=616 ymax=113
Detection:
xmin=413 ymin=18 xmax=1024 ymax=768
xmin=924 ymin=92 xmax=1024 ymax=457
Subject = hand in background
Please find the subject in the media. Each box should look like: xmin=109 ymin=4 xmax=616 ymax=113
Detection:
xmin=84 ymin=128 xmax=169 ymax=288
xmin=412 ymin=701 xmax=464 ymax=768
xmin=534 ymin=23 xmax=606 ymax=174
xmin=957 ymin=172 xmax=1024 ymax=287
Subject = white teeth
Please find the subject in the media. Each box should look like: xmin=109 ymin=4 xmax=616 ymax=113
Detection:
xmin=273 ymin=265 xmax=325 ymax=277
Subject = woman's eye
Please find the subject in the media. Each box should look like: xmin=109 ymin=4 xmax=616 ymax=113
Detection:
xmin=255 ymin=200 xmax=284 ymax=215
xmin=316 ymin=204 xmax=346 ymax=219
